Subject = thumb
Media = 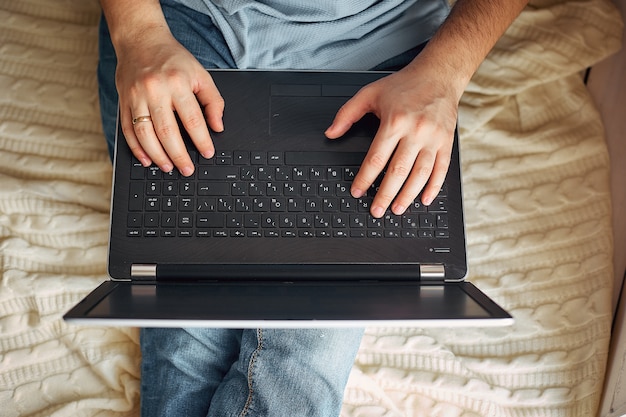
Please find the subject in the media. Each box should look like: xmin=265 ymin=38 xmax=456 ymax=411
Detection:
xmin=325 ymin=89 xmax=372 ymax=139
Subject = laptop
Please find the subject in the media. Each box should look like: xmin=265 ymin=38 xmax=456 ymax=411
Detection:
xmin=64 ymin=70 xmax=513 ymax=328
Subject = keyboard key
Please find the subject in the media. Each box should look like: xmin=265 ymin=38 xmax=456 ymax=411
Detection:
xmin=163 ymin=181 xmax=176 ymax=195
xmin=227 ymin=214 xmax=243 ymax=228
xmin=179 ymin=215 xmax=193 ymax=228
xmin=436 ymin=214 xmax=449 ymax=228
xmin=198 ymin=182 xmax=230 ymax=196
xmin=268 ymin=152 xmax=283 ymax=165
xmin=180 ymin=181 xmax=194 ymax=195
xmin=179 ymin=197 xmax=194 ymax=211
xmin=144 ymin=213 xmax=159 ymax=227
xmin=127 ymin=213 xmax=142 ymax=228
xmin=275 ymin=167 xmax=290 ymax=181
xmin=145 ymin=197 xmax=159 ymax=211
xmin=297 ymin=214 xmax=313 ymax=228
xmin=196 ymin=213 xmax=225 ymax=228
xmin=161 ymin=214 xmax=176 ymax=228
xmin=428 ymin=198 xmax=448 ymax=213
xmin=332 ymin=214 xmax=348 ymax=228
xmin=129 ymin=182 xmax=144 ymax=211
xmin=262 ymin=214 xmax=279 ymax=228
xmin=198 ymin=167 xmax=239 ymax=180
xmin=350 ymin=214 xmax=366 ymax=228
xmin=419 ymin=214 xmax=435 ymax=229
xmin=131 ymin=161 xmax=145 ymax=179
xmin=147 ymin=166 xmax=162 ymax=179
xmin=279 ymin=214 xmax=296 ymax=228
xmin=245 ymin=214 xmax=261 ymax=228
xmin=162 ymin=197 xmax=176 ymax=211
xmin=435 ymin=230 xmax=450 ymax=238
xmin=251 ymin=152 xmax=266 ymax=165
xmin=234 ymin=151 xmax=249 ymax=165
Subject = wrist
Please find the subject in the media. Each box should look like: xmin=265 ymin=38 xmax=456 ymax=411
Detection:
xmin=100 ymin=0 xmax=172 ymax=53
xmin=403 ymin=49 xmax=471 ymax=103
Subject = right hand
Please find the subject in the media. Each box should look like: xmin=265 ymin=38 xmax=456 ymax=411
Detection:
xmin=115 ymin=27 xmax=224 ymax=176
xmin=325 ymin=62 xmax=458 ymax=217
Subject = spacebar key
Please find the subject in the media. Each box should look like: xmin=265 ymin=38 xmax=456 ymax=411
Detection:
xmin=285 ymin=151 xmax=366 ymax=166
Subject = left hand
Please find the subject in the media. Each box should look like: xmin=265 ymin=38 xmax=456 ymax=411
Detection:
xmin=325 ymin=64 xmax=460 ymax=218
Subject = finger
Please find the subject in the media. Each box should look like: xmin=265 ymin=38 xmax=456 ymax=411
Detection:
xmin=325 ymin=88 xmax=372 ymax=139
xmin=369 ymin=141 xmax=424 ymax=218
xmin=350 ymin=118 xmax=401 ymax=201
xmin=120 ymin=105 xmax=152 ymax=167
xmin=196 ymin=73 xmax=225 ymax=135
xmin=132 ymin=115 xmax=174 ymax=174
xmin=420 ymin=150 xmax=451 ymax=206
xmin=389 ymin=148 xmax=437 ymax=215
xmin=174 ymin=92 xmax=215 ymax=160
xmin=149 ymin=104 xmax=194 ymax=176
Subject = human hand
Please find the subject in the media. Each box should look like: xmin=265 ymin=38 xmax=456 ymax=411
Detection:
xmin=325 ymin=64 xmax=459 ymax=218
xmin=115 ymin=28 xmax=223 ymax=176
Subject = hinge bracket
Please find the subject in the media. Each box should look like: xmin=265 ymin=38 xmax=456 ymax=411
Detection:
xmin=131 ymin=264 xmax=157 ymax=279
xmin=420 ymin=264 xmax=445 ymax=281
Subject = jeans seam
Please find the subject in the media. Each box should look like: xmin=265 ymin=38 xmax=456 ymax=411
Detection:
xmin=239 ymin=328 xmax=263 ymax=417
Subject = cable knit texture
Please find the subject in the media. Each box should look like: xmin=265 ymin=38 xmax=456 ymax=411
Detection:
xmin=0 ymin=0 xmax=622 ymax=416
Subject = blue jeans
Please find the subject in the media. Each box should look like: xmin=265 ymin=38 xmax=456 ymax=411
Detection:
xmin=141 ymin=328 xmax=364 ymax=417
xmin=97 ymin=2 xmax=422 ymax=416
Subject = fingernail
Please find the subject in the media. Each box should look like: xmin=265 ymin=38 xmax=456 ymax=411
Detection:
xmin=392 ymin=204 xmax=405 ymax=215
xmin=423 ymin=195 xmax=433 ymax=206
xmin=352 ymin=188 xmax=364 ymax=198
xmin=181 ymin=166 xmax=194 ymax=177
xmin=162 ymin=163 xmax=173 ymax=173
xmin=372 ymin=206 xmax=385 ymax=218
xmin=140 ymin=157 xmax=151 ymax=167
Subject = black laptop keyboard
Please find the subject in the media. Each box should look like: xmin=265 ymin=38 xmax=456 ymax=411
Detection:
xmin=126 ymin=150 xmax=449 ymax=239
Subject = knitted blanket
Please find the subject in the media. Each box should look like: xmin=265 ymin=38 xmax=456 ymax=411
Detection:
xmin=0 ymin=0 xmax=622 ymax=416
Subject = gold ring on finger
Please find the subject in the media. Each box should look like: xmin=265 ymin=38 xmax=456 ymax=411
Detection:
xmin=132 ymin=115 xmax=152 ymax=125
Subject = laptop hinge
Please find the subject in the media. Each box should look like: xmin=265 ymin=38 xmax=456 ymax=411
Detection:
xmin=420 ymin=264 xmax=445 ymax=281
xmin=131 ymin=264 xmax=157 ymax=280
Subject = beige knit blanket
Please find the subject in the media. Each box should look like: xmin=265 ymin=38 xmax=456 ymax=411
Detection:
xmin=0 ymin=0 xmax=622 ymax=416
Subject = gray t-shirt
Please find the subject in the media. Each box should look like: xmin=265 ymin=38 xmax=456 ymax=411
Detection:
xmin=177 ymin=0 xmax=450 ymax=70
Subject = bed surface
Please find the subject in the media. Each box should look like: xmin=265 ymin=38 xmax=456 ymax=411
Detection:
xmin=0 ymin=0 xmax=623 ymax=416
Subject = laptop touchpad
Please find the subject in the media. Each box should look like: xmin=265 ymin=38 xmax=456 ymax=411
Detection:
xmin=270 ymin=96 xmax=378 ymax=138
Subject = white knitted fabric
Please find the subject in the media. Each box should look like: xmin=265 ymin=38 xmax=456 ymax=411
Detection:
xmin=0 ymin=0 xmax=622 ymax=416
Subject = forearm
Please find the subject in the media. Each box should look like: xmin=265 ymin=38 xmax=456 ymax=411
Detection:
xmin=408 ymin=0 xmax=528 ymax=99
xmin=99 ymin=0 xmax=172 ymax=53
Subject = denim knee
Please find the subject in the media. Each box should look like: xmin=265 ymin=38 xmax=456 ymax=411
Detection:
xmin=140 ymin=328 xmax=243 ymax=417
xmin=208 ymin=328 xmax=364 ymax=417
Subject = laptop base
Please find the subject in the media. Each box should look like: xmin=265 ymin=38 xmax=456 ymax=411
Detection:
xmin=64 ymin=280 xmax=513 ymax=328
